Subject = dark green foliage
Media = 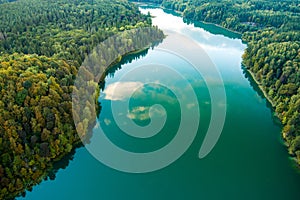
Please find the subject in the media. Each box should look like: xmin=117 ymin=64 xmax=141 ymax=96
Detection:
xmin=0 ymin=0 xmax=164 ymax=199
xmin=161 ymin=0 xmax=300 ymax=32
xmin=0 ymin=0 xmax=152 ymax=63
xmin=16 ymin=89 xmax=28 ymax=105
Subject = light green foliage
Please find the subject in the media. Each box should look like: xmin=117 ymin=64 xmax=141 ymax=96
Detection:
xmin=0 ymin=54 xmax=77 ymax=199
xmin=243 ymin=30 xmax=300 ymax=159
xmin=0 ymin=0 xmax=164 ymax=199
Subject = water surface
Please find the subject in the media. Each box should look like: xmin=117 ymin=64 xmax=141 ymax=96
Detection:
xmin=19 ymin=7 xmax=300 ymax=200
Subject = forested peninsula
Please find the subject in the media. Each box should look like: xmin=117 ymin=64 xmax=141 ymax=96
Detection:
xmin=0 ymin=0 xmax=164 ymax=199
xmin=135 ymin=0 xmax=300 ymax=165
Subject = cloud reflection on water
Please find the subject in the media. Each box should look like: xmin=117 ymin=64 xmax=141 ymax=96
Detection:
xmin=103 ymin=81 xmax=144 ymax=101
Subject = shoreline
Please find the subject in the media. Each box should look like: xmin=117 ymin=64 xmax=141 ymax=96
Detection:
xmin=136 ymin=2 xmax=242 ymax=35
xmin=159 ymin=4 xmax=242 ymax=35
xmin=141 ymin=3 xmax=300 ymax=166
xmin=99 ymin=44 xmax=154 ymax=81
xmin=156 ymin=4 xmax=276 ymax=108
xmin=153 ymin=3 xmax=274 ymax=108
xmin=196 ymin=20 xmax=242 ymax=35
xmin=242 ymin=64 xmax=276 ymax=108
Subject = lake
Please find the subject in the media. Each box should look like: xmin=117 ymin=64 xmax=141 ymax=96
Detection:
xmin=19 ymin=6 xmax=300 ymax=200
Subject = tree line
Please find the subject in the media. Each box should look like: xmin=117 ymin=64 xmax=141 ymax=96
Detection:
xmin=0 ymin=0 xmax=164 ymax=199
xmin=161 ymin=0 xmax=300 ymax=32
xmin=243 ymin=30 xmax=300 ymax=161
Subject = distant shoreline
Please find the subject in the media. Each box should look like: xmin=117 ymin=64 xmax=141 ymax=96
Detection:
xmin=136 ymin=2 xmax=242 ymax=36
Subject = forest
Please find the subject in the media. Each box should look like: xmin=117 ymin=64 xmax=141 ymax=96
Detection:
xmin=161 ymin=0 xmax=300 ymax=32
xmin=136 ymin=0 xmax=300 ymax=165
xmin=242 ymin=30 xmax=300 ymax=161
xmin=0 ymin=0 xmax=164 ymax=199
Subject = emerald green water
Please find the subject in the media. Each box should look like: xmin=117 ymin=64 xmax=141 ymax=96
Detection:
xmin=19 ymin=7 xmax=300 ymax=200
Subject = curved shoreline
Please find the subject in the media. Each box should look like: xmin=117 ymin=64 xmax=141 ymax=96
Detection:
xmin=135 ymin=2 xmax=300 ymax=167
xmin=140 ymin=3 xmax=274 ymax=107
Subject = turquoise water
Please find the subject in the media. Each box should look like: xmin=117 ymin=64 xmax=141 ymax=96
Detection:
xmin=19 ymin=7 xmax=300 ymax=200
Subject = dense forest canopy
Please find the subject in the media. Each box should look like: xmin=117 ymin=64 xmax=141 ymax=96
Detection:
xmin=0 ymin=0 xmax=164 ymax=199
xmin=161 ymin=0 xmax=300 ymax=32
xmin=138 ymin=0 xmax=300 ymax=165
xmin=242 ymin=31 xmax=300 ymax=159
xmin=0 ymin=0 xmax=154 ymax=63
